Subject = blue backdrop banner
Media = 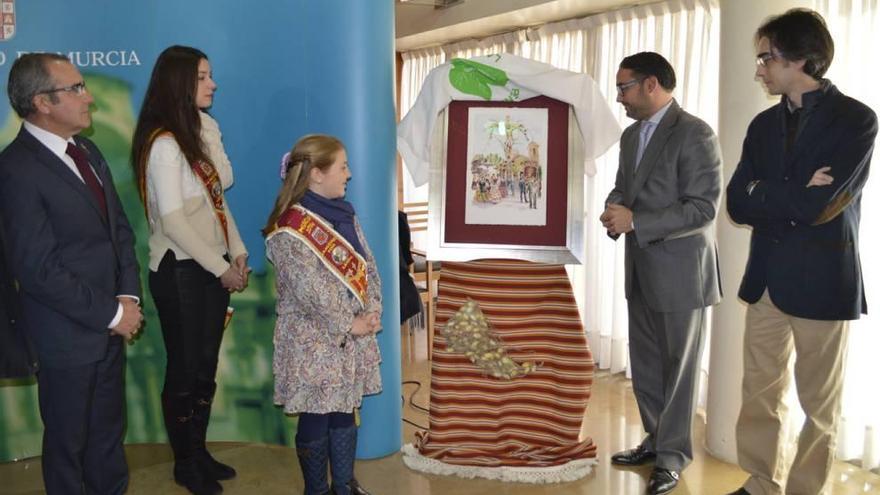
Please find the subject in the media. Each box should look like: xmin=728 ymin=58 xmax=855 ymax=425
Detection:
xmin=0 ymin=0 xmax=400 ymax=462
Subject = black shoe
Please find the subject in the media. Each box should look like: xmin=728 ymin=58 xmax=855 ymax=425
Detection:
xmin=646 ymin=467 xmax=679 ymax=495
xmin=348 ymin=479 xmax=371 ymax=495
xmin=331 ymin=478 xmax=372 ymax=495
xmin=726 ymin=489 xmax=749 ymax=495
xmin=162 ymin=393 xmax=223 ymax=495
xmin=174 ymin=458 xmax=223 ymax=495
xmin=611 ymin=445 xmax=657 ymax=466
xmin=191 ymin=385 xmax=237 ymax=481
xmin=197 ymin=451 xmax=237 ymax=481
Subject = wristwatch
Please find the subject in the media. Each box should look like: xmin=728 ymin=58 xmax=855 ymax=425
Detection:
xmin=746 ymin=180 xmax=761 ymax=196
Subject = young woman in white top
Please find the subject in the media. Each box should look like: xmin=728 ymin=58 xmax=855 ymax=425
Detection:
xmin=131 ymin=45 xmax=248 ymax=495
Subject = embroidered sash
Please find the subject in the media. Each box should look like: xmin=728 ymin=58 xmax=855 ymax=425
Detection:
xmin=138 ymin=129 xmax=229 ymax=247
xmin=269 ymin=205 xmax=368 ymax=307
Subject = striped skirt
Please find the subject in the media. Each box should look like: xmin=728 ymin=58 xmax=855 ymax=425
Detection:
xmin=401 ymin=259 xmax=597 ymax=483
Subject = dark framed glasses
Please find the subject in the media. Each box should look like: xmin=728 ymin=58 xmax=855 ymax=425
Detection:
xmin=39 ymin=81 xmax=88 ymax=96
xmin=616 ymin=77 xmax=646 ymax=94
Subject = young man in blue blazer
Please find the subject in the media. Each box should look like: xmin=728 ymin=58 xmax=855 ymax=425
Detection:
xmin=726 ymin=9 xmax=878 ymax=495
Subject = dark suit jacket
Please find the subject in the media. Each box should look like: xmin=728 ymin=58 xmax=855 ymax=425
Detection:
xmin=606 ymin=100 xmax=723 ymax=312
xmin=727 ymin=83 xmax=878 ymax=320
xmin=0 ymin=219 xmax=37 ymax=378
xmin=0 ymin=126 xmax=141 ymax=368
xmin=397 ymin=211 xmax=421 ymax=324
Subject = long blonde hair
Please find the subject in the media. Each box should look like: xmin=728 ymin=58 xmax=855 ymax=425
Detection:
xmin=262 ymin=134 xmax=345 ymax=236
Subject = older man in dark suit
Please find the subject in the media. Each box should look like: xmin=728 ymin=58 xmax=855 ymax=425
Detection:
xmin=0 ymin=53 xmax=143 ymax=494
xmin=600 ymin=52 xmax=722 ymax=495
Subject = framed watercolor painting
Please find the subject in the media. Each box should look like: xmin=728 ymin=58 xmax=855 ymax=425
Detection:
xmin=426 ymin=95 xmax=586 ymax=264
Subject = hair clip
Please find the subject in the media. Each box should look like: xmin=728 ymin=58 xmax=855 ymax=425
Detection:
xmin=278 ymin=151 xmax=291 ymax=180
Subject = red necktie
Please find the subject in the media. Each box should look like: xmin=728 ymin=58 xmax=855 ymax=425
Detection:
xmin=65 ymin=142 xmax=107 ymax=217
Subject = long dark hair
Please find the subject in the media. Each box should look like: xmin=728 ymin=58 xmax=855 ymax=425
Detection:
xmin=131 ymin=45 xmax=211 ymax=202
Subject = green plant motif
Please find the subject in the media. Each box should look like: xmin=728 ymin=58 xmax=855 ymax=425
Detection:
xmin=448 ymin=58 xmax=510 ymax=100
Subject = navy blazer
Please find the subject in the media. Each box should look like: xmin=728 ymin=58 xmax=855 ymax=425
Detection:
xmin=727 ymin=84 xmax=878 ymax=320
xmin=0 ymin=126 xmax=141 ymax=367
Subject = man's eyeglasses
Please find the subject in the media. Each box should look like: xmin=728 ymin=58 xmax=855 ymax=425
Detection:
xmin=755 ymin=51 xmax=779 ymax=67
xmin=616 ymin=77 xmax=645 ymax=94
xmin=39 ymin=81 xmax=88 ymax=96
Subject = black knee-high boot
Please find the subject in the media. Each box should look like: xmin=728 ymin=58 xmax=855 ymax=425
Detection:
xmin=192 ymin=381 xmax=236 ymax=480
xmin=162 ymin=392 xmax=223 ymax=495
xmin=295 ymin=435 xmax=331 ymax=495
xmin=328 ymin=425 xmax=371 ymax=495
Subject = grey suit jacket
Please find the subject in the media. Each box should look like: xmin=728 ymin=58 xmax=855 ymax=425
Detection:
xmin=606 ymin=100 xmax=722 ymax=312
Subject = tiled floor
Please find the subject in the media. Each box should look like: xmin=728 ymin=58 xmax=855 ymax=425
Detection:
xmin=2 ymin=327 xmax=878 ymax=494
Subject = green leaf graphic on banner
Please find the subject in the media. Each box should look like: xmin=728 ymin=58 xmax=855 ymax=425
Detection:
xmin=449 ymin=58 xmax=510 ymax=100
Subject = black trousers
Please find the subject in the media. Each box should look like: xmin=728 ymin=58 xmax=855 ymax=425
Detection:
xmin=149 ymin=250 xmax=229 ymax=400
xmin=38 ymin=336 xmax=128 ymax=495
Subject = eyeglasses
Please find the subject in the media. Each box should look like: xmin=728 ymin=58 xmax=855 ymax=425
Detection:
xmin=616 ymin=77 xmax=645 ymax=94
xmin=39 ymin=81 xmax=88 ymax=96
xmin=755 ymin=50 xmax=781 ymax=67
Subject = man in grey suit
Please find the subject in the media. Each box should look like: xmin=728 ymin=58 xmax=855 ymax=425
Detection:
xmin=600 ymin=52 xmax=722 ymax=495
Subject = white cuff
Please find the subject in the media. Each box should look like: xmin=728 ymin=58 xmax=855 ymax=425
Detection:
xmin=108 ymin=302 xmax=123 ymax=329
xmin=108 ymin=296 xmax=139 ymax=329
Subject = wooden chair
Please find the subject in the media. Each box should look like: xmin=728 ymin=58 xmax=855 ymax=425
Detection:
xmin=401 ymin=201 xmax=441 ymax=359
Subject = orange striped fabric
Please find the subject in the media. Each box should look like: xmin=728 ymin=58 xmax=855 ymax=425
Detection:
xmin=413 ymin=259 xmax=596 ymax=470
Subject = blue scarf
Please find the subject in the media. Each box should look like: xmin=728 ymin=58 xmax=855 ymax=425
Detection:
xmin=300 ymin=190 xmax=366 ymax=257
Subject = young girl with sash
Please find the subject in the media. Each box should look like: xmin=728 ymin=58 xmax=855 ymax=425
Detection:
xmin=131 ymin=45 xmax=249 ymax=495
xmin=263 ymin=134 xmax=382 ymax=495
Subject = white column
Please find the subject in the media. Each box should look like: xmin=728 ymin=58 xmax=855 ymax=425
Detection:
xmin=706 ymin=0 xmax=813 ymax=463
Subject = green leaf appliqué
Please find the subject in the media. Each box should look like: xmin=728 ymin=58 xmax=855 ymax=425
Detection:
xmin=448 ymin=58 xmax=510 ymax=101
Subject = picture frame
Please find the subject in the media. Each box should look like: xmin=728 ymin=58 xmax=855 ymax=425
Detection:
xmin=426 ymin=95 xmax=586 ymax=264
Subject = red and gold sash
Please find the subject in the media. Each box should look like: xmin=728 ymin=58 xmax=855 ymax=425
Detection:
xmin=138 ymin=129 xmax=229 ymax=247
xmin=269 ymin=205 xmax=367 ymax=307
